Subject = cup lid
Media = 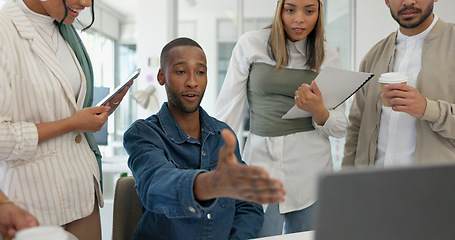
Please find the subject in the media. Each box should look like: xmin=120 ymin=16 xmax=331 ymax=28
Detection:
xmin=14 ymin=226 xmax=70 ymax=240
xmin=378 ymin=72 xmax=408 ymax=83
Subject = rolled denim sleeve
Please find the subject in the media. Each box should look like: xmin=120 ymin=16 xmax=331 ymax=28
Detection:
xmin=123 ymin=121 xmax=216 ymax=218
xmin=230 ymin=200 xmax=264 ymax=239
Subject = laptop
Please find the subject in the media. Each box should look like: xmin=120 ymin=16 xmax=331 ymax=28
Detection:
xmin=314 ymin=164 xmax=455 ymax=240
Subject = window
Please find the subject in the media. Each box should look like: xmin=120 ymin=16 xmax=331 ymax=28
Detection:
xmin=78 ymin=29 xmax=137 ymax=157
xmin=324 ymin=0 xmax=355 ymax=170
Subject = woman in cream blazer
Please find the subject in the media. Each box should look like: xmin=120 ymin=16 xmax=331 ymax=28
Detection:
xmin=0 ymin=0 xmax=129 ymax=239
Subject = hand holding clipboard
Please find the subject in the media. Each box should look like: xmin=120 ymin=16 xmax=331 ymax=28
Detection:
xmin=283 ymin=67 xmax=373 ymax=119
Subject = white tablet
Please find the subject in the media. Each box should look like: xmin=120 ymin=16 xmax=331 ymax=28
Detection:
xmin=96 ymin=68 xmax=141 ymax=107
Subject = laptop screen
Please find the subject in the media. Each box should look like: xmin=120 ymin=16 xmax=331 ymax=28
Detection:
xmin=314 ymin=164 xmax=455 ymax=240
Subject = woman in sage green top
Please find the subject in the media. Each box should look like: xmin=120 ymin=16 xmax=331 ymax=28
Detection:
xmin=215 ymin=0 xmax=347 ymax=237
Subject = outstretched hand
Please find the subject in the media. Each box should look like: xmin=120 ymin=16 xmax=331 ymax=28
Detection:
xmin=194 ymin=129 xmax=285 ymax=204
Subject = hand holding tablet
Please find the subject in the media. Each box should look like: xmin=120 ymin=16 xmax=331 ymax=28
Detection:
xmin=96 ymin=68 xmax=141 ymax=115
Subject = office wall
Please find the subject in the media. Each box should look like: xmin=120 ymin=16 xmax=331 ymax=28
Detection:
xmin=434 ymin=0 xmax=455 ymax=23
xmin=134 ymin=1 xmax=175 ymax=120
xmin=354 ymin=0 xmax=455 ymax=71
xmin=134 ymin=0 xmax=277 ymax=118
xmin=133 ymin=0 xmax=455 ymax=119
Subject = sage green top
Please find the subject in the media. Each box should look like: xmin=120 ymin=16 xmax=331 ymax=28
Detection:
xmin=247 ymin=62 xmax=315 ymax=137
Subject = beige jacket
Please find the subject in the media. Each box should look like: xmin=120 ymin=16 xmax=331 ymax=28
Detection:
xmin=343 ymin=19 xmax=455 ymax=167
xmin=0 ymin=0 xmax=102 ymax=226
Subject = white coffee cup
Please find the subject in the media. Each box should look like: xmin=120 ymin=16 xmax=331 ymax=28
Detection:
xmin=13 ymin=226 xmax=78 ymax=240
xmin=378 ymin=72 xmax=408 ymax=107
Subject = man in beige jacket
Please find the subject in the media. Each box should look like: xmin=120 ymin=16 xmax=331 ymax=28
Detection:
xmin=343 ymin=0 xmax=455 ymax=167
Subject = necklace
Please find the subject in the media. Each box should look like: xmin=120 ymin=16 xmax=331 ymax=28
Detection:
xmin=37 ymin=24 xmax=56 ymax=43
xmin=35 ymin=24 xmax=60 ymax=54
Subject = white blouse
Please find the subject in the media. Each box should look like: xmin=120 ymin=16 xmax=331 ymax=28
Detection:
xmin=215 ymin=28 xmax=347 ymax=213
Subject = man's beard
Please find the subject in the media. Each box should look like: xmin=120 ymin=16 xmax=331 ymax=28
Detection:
xmin=391 ymin=4 xmax=433 ymax=29
xmin=167 ymin=88 xmax=203 ymax=114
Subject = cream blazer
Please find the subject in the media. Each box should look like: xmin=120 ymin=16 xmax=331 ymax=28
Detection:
xmin=0 ymin=0 xmax=103 ymax=226
xmin=343 ymin=19 xmax=455 ymax=166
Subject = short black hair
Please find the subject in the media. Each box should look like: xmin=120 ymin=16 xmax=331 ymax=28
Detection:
xmin=160 ymin=37 xmax=204 ymax=69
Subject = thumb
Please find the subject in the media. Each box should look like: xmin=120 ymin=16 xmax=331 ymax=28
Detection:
xmin=26 ymin=214 xmax=39 ymax=228
xmin=93 ymin=105 xmax=110 ymax=114
xmin=219 ymin=129 xmax=237 ymax=165
xmin=311 ymin=81 xmax=321 ymax=95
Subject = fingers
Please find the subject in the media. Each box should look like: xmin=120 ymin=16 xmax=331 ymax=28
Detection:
xmin=91 ymin=107 xmax=109 ymax=127
xmin=221 ymin=129 xmax=236 ymax=149
xmin=8 ymin=227 xmax=17 ymax=239
xmin=229 ymin=163 xmax=269 ymax=180
xmin=228 ymin=165 xmax=285 ymax=204
xmin=384 ymin=83 xmax=410 ymax=91
xmin=382 ymin=85 xmax=426 ymax=118
xmin=233 ymin=177 xmax=286 ymax=204
xmin=295 ymin=83 xmax=319 ymax=102
xmin=111 ymin=83 xmax=133 ymax=104
xmin=94 ymin=105 xmax=111 ymax=114
xmin=382 ymin=84 xmax=416 ymax=100
xmin=297 ymin=83 xmax=312 ymax=95
xmin=295 ymin=83 xmax=325 ymax=118
xmin=92 ymin=106 xmax=110 ymax=122
xmin=311 ymin=81 xmax=320 ymax=95
xmin=11 ymin=216 xmax=29 ymax=232
xmin=72 ymin=107 xmax=109 ymax=132
xmin=12 ymin=212 xmax=38 ymax=231
xmin=219 ymin=129 xmax=237 ymax=165
xmin=0 ymin=206 xmax=39 ymax=239
xmin=216 ymin=129 xmax=286 ymax=204
xmin=0 ymin=224 xmax=8 ymax=236
xmin=390 ymin=97 xmax=427 ymax=118
xmin=26 ymin=215 xmax=39 ymax=228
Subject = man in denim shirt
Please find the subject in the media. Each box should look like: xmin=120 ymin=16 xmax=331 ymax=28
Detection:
xmin=123 ymin=37 xmax=285 ymax=240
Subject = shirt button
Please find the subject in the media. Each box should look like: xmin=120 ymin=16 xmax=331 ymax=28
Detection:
xmin=202 ymin=151 xmax=206 ymax=156
xmin=188 ymin=206 xmax=196 ymax=213
xmin=75 ymin=134 xmax=82 ymax=143
xmin=207 ymin=213 xmax=212 ymax=219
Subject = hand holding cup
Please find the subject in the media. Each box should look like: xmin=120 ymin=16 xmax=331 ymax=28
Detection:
xmin=378 ymin=72 xmax=408 ymax=107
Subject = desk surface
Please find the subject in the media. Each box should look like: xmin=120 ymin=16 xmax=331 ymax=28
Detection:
xmin=252 ymin=231 xmax=314 ymax=240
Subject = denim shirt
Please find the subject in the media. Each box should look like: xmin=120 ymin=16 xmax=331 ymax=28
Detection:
xmin=123 ymin=103 xmax=264 ymax=240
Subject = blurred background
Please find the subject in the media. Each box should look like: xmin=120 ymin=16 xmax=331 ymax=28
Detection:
xmin=1 ymin=1 xmax=454 ymax=239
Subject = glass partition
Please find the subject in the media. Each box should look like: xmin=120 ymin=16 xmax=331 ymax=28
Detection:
xmin=324 ymin=0 xmax=354 ymax=170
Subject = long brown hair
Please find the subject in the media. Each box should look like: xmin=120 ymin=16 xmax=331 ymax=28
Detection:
xmin=268 ymin=0 xmax=325 ymax=73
